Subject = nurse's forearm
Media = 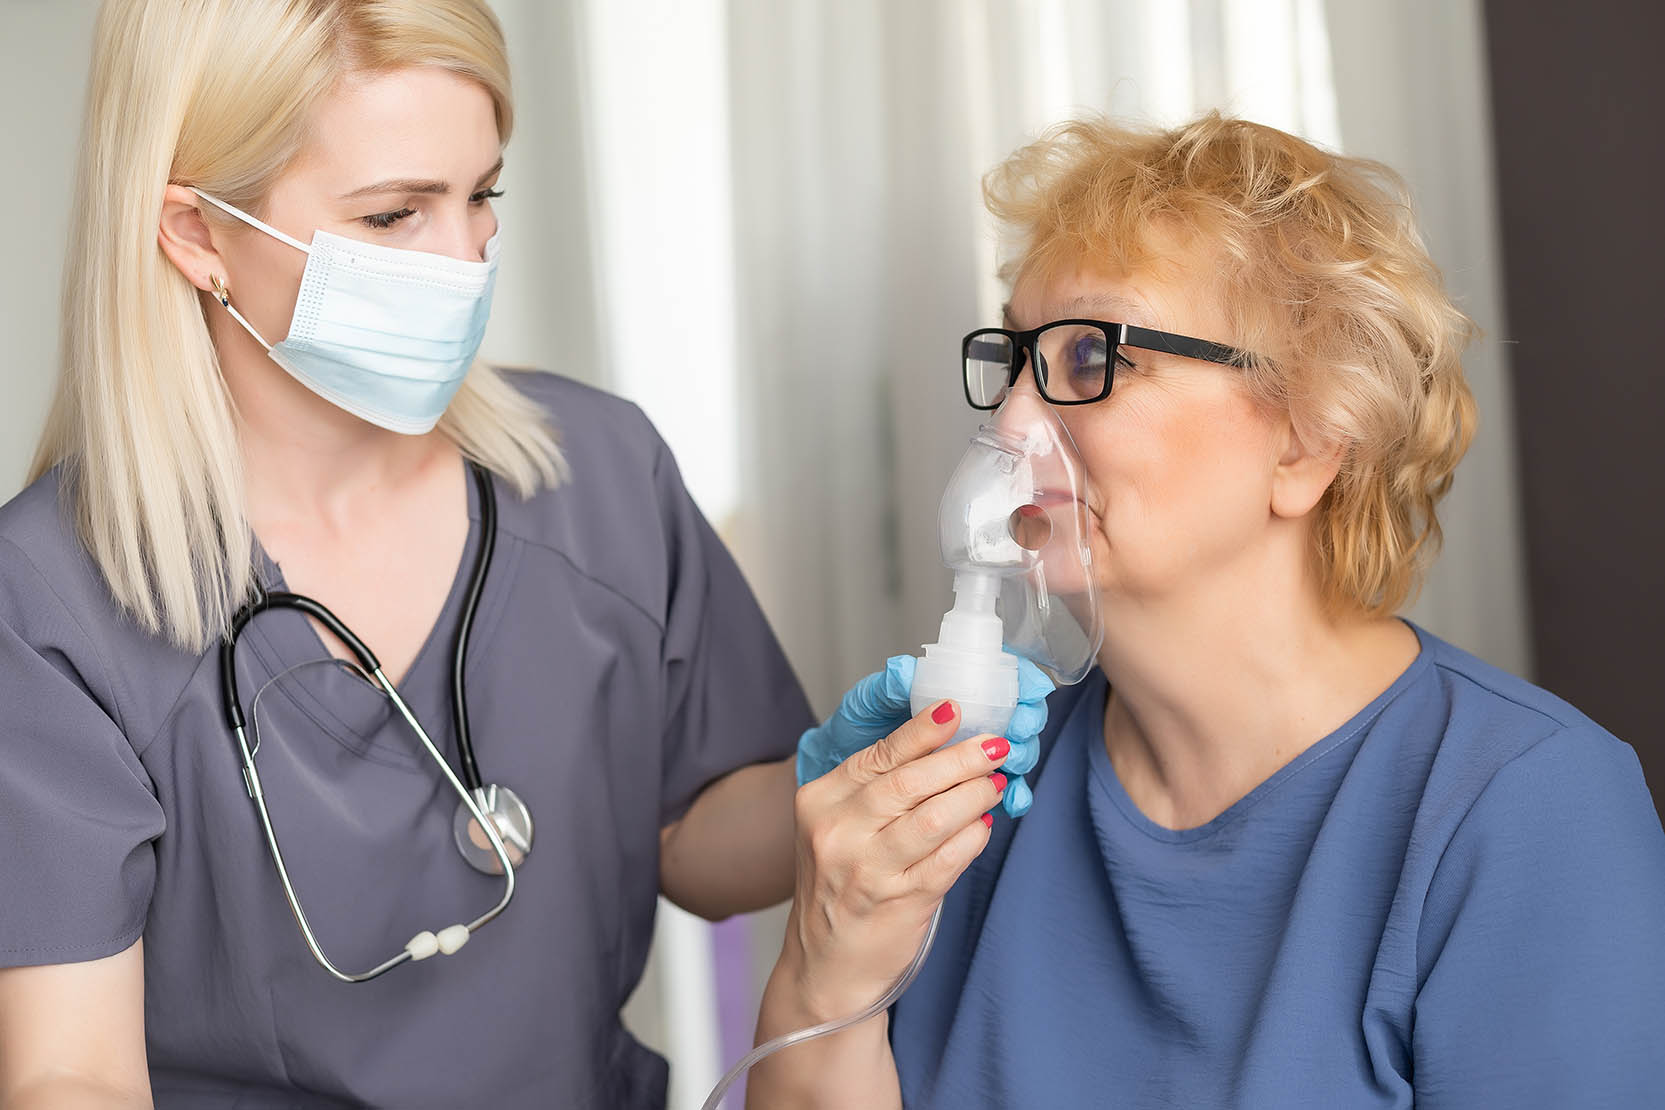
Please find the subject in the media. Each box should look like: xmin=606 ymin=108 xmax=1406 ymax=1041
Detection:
xmin=659 ymin=756 xmax=796 ymax=919
xmin=3 ymin=1079 xmax=152 ymax=1110
xmin=0 ymin=948 xmax=151 ymax=1110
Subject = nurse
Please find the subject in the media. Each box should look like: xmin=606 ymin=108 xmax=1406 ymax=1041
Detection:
xmin=751 ymin=113 xmax=1665 ymax=1107
xmin=0 ymin=1 xmax=816 ymax=1105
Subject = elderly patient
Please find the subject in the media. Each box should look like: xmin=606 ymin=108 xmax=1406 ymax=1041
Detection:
xmin=747 ymin=113 xmax=1665 ymax=1108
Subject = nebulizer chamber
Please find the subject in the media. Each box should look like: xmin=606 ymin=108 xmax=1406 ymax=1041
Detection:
xmin=699 ymin=389 xmax=1102 ymax=1110
xmin=911 ymin=387 xmax=1102 ymax=741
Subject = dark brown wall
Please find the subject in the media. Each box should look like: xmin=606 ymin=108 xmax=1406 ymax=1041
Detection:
xmin=1482 ymin=1 xmax=1665 ymax=816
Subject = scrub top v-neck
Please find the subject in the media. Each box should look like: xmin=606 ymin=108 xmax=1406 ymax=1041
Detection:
xmin=0 ymin=371 xmax=813 ymax=1109
xmin=240 ymin=452 xmax=486 ymax=776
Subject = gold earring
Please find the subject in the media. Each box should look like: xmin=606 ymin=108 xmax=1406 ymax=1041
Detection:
xmin=209 ymin=275 xmax=231 ymax=307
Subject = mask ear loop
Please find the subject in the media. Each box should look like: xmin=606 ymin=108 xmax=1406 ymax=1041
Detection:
xmin=190 ymin=187 xmax=311 ymax=253
xmin=206 ymin=274 xmax=274 ymax=353
xmin=191 ymin=187 xmax=310 ymax=355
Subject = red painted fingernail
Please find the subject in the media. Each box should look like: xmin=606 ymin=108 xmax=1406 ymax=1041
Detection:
xmin=931 ymin=701 xmax=956 ymax=725
xmin=981 ymin=813 xmax=994 ymax=828
xmin=990 ymin=772 xmax=1007 ymax=793
xmin=981 ymin=736 xmax=1010 ymax=761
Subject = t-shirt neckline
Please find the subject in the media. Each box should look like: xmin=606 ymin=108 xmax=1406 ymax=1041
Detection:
xmin=1083 ymin=620 xmax=1434 ymax=845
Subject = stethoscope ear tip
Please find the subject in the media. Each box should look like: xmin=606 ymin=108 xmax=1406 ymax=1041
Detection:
xmin=406 ymin=924 xmax=472 ymax=961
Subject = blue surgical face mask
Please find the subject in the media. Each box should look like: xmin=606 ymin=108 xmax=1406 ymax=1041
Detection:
xmin=191 ymin=188 xmax=500 ymax=435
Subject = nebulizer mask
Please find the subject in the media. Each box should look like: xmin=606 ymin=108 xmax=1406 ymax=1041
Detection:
xmin=701 ymin=388 xmax=1102 ymax=1110
xmin=910 ymin=384 xmax=1104 ymax=737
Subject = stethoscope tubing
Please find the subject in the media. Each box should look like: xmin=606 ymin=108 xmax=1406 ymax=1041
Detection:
xmin=451 ymin=458 xmax=496 ymax=793
xmin=217 ymin=460 xmax=515 ymax=982
xmin=219 ymin=460 xmax=495 ymax=794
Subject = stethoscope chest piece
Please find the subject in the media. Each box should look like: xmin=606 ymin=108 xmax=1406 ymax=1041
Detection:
xmin=454 ymin=784 xmax=534 ymax=874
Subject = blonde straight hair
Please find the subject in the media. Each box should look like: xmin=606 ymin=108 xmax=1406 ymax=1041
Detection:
xmin=30 ymin=0 xmax=566 ymax=653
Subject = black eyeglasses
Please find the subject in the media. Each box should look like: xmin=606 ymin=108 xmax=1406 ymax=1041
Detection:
xmin=961 ymin=319 xmax=1254 ymax=410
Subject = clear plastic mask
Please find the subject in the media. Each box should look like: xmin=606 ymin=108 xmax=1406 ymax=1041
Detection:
xmin=937 ymin=387 xmax=1104 ymax=684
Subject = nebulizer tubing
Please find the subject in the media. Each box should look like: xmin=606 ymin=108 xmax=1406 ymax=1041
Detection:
xmin=700 ymin=577 xmax=1006 ymax=1109
xmin=698 ymin=904 xmax=945 ymax=1110
xmin=699 ymin=637 xmax=998 ymax=1110
xmin=700 ymin=392 xmax=1101 ymax=1109
xmin=699 ymin=624 xmax=1006 ymax=1109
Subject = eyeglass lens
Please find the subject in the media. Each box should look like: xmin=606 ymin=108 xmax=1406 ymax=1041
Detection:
xmin=964 ymin=323 xmax=1114 ymax=409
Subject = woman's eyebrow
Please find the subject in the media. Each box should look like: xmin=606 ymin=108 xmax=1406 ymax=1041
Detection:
xmin=338 ymin=157 xmax=504 ymax=201
xmin=1057 ymin=293 xmax=1150 ymax=323
xmin=1004 ymin=293 xmax=1152 ymax=330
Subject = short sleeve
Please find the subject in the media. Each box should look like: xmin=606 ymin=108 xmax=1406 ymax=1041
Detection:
xmin=0 ymin=546 xmax=164 ymax=967
xmin=650 ymin=432 xmax=813 ymax=826
xmin=1412 ymin=727 xmax=1665 ymax=1108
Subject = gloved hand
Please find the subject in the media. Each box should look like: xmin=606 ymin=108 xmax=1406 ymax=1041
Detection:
xmin=796 ymin=653 xmax=1055 ymax=818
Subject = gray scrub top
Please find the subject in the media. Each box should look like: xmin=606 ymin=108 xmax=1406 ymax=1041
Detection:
xmin=0 ymin=371 xmax=813 ymax=1108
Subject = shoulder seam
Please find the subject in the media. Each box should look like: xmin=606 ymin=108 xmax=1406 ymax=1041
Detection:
xmin=1430 ymin=655 xmax=1582 ymax=733
xmin=487 ymin=391 xmax=669 ymax=635
xmin=0 ymin=534 xmax=130 ymax=738
xmin=501 ymin=529 xmax=665 ymax=633
xmin=138 ymin=648 xmax=220 ymax=759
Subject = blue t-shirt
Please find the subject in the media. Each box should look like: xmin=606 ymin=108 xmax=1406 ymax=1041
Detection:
xmin=891 ymin=625 xmax=1665 ymax=1108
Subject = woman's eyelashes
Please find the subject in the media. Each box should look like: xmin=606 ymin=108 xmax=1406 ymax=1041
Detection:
xmin=359 ymin=188 xmax=504 ymax=231
xmin=362 ymin=207 xmax=416 ymax=230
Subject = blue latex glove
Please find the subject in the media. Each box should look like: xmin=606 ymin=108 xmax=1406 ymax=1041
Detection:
xmin=796 ymin=653 xmax=1055 ymax=818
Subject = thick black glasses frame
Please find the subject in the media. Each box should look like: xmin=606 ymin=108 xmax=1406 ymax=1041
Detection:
xmin=961 ymin=319 xmax=1254 ymax=410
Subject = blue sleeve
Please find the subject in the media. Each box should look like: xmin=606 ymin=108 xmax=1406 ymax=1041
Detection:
xmin=1412 ymin=726 xmax=1665 ymax=1108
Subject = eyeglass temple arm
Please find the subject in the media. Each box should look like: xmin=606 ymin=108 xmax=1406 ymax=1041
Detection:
xmin=1121 ymin=324 xmax=1252 ymax=368
xmin=968 ymin=328 xmax=1249 ymax=370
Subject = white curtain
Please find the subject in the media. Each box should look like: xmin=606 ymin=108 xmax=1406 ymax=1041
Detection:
xmin=0 ymin=1 xmax=101 ymax=491
xmin=1321 ymin=0 xmax=1532 ymax=677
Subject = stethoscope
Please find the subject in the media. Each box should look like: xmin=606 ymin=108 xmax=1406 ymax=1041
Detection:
xmin=218 ymin=460 xmax=534 ymax=982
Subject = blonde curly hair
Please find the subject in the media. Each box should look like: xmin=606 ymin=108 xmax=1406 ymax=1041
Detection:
xmin=985 ymin=112 xmax=1477 ymax=615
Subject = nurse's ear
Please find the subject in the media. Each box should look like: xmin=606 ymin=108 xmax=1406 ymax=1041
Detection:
xmin=1269 ymin=414 xmax=1345 ymax=520
xmin=157 ymin=184 xmax=230 ymax=299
